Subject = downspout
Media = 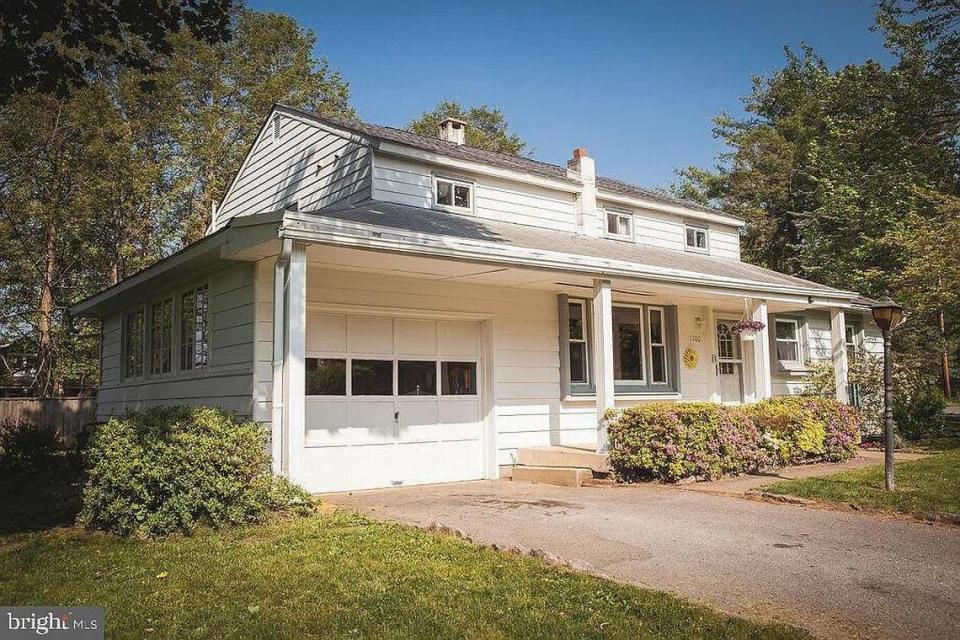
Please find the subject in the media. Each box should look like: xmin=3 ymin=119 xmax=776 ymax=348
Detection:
xmin=271 ymin=238 xmax=293 ymax=475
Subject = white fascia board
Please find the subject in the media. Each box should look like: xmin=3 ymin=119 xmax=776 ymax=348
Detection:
xmin=279 ymin=213 xmax=858 ymax=304
xmin=375 ymin=142 xmax=582 ymax=193
xmin=597 ymin=191 xmax=745 ymax=227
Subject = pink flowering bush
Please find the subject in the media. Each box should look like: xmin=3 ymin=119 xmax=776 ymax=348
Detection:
xmin=607 ymin=397 xmax=861 ymax=483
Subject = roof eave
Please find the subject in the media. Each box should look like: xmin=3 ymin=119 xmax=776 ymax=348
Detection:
xmin=70 ymin=211 xmax=284 ymax=318
xmin=280 ymin=212 xmax=859 ymax=304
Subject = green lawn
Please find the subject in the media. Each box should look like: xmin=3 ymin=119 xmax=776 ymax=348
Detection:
xmin=765 ymin=441 xmax=960 ymax=522
xmin=0 ymin=512 xmax=809 ymax=640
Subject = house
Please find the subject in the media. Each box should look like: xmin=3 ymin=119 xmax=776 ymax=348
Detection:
xmin=71 ymin=105 xmax=883 ymax=493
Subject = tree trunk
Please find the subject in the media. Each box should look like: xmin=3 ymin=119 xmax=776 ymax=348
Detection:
xmin=941 ymin=309 xmax=953 ymax=399
xmin=34 ymin=225 xmax=58 ymax=397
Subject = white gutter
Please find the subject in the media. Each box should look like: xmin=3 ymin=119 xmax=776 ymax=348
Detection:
xmin=271 ymin=238 xmax=293 ymax=475
xmin=280 ymin=213 xmax=859 ymax=304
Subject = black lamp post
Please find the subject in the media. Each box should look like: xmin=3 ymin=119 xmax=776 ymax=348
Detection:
xmin=871 ymin=296 xmax=904 ymax=491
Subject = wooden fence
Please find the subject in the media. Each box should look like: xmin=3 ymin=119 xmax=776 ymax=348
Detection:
xmin=0 ymin=397 xmax=97 ymax=444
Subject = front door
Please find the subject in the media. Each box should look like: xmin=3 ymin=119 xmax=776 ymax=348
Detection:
xmin=715 ymin=320 xmax=744 ymax=404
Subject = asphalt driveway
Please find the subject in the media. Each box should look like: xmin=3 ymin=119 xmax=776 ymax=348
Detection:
xmin=329 ymin=480 xmax=960 ymax=640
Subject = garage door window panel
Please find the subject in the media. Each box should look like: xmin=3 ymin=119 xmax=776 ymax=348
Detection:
xmin=351 ymin=359 xmax=393 ymax=396
xmin=442 ymin=361 xmax=477 ymax=395
xmin=398 ymin=360 xmax=437 ymax=396
xmin=306 ymin=358 xmax=346 ymax=396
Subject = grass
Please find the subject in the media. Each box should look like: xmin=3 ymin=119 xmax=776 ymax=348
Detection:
xmin=765 ymin=440 xmax=960 ymax=522
xmin=0 ymin=511 xmax=811 ymax=640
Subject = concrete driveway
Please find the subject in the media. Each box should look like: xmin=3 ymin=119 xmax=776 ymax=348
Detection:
xmin=329 ymin=480 xmax=960 ymax=640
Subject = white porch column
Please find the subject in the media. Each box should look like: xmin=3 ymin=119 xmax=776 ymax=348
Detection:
xmin=591 ymin=278 xmax=615 ymax=451
xmin=283 ymin=242 xmax=307 ymax=483
xmin=751 ymin=299 xmax=773 ymax=400
xmin=270 ymin=241 xmax=291 ymax=475
xmin=831 ymin=308 xmax=850 ymax=403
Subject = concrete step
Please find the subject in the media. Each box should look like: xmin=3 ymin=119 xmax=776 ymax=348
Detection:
xmin=511 ymin=465 xmax=593 ymax=487
xmin=516 ymin=445 xmax=609 ymax=473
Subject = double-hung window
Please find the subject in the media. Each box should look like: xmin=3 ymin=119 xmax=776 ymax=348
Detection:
xmin=180 ymin=285 xmax=209 ymax=371
xmin=434 ymin=176 xmax=472 ymax=212
xmin=124 ymin=309 xmax=145 ymax=378
xmin=149 ymin=297 xmax=173 ymax=375
xmin=774 ymin=318 xmax=802 ymax=366
xmin=612 ymin=306 xmax=645 ymax=383
xmin=844 ymin=323 xmax=861 ymax=361
xmin=605 ymin=210 xmax=633 ymax=240
xmin=567 ymin=301 xmax=589 ymax=384
xmin=684 ymin=224 xmax=709 ymax=253
xmin=648 ymin=307 xmax=668 ymax=384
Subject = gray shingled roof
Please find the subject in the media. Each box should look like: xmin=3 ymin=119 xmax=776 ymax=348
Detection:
xmin=278 ymin=105 xmax=737 ymax=221
xmin=311 ymin=200 xmax=848 ymax=296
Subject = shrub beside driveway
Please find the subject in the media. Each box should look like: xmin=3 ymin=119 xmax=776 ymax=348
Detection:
xmin=607 ymin=397 xmax=861 ymax=483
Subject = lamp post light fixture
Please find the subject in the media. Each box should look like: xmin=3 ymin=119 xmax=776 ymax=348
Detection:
xmin=871 ymin=296 xmax=904 ymax=491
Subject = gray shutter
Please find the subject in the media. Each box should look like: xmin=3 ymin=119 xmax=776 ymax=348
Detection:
xmin=666 ymin=305 xmax=681 ymax=393
xmin=558 ymin=294 xmax=571 ymax=398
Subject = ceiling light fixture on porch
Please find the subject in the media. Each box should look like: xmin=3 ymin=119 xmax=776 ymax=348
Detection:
xmin=871 ymin=295 xmax=905 ymax=492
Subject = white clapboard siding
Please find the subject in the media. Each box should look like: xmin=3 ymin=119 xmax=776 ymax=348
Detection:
xmin=599 ymin=200 xmax=742 ymax=260
xmin=214 ymin=116 xmax=371 ymax=230
xmin=252 ymin=262 xmax=629 ymax=465
xmin=770 ymin=310 xmax=832 ymax=396
xmin=372 ymin=154 xmax=579 ymax=232
xmin=96 ymin=262 xmax=256 ymax=420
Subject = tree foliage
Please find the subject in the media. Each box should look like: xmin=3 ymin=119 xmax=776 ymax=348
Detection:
xmin=0 ymin=7 xmax=354 ymax=396
xmin=408 ymin=100 xmax=528 ymax=156
xmin=674 ymin=0 xmax=960 ymax=397
xmin=0 ymin=0 xmax=235 ymax=100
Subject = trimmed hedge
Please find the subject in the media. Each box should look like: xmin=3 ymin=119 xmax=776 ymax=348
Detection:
xmin=607 ymin=397 xmax=861 ymax=483
xmin=79 ymin=406 xmax=312 ymax=537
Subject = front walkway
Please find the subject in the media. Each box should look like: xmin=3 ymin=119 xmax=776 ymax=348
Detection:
xmin=329 ymin=479 xmax=960 ymax=640
xmin=685 ymin=450 xmax=928 ymax=496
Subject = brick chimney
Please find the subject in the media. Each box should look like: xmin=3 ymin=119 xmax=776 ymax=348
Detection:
xmin=439 ymin=117 xmax=468 ymax=145
xmin=567 ymin=148 xmax=600 ymax=236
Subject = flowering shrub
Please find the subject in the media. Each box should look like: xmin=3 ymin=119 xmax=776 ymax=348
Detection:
xmin=607 ymin=397 xmax=861 ymax=483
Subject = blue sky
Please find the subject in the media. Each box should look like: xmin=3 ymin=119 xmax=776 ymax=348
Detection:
xmin=248 ymin=0 xmax=893 ymax=188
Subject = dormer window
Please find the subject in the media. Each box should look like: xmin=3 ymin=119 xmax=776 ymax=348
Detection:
xmin=605 ymin=210 xmax=633 ymax=240
xmin=434 ymin=176 xmax=473 ymax=212
xmin=684 ymin=224 xmax=709 ymax=253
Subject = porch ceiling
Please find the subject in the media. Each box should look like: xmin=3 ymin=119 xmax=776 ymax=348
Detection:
xmin=301 ymin=244 xmax=818 ymax=314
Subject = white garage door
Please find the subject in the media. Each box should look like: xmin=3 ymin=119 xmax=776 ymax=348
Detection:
xmin=299 ymin=312 xmax=484 ymax=492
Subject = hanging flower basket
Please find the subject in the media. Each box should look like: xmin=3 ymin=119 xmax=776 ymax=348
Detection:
xmin=730 ymin=319 xmax=766 ymax=336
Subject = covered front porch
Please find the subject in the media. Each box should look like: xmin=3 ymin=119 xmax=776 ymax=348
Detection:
xmin=253 ymin=230 xmax=855 ymax=493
